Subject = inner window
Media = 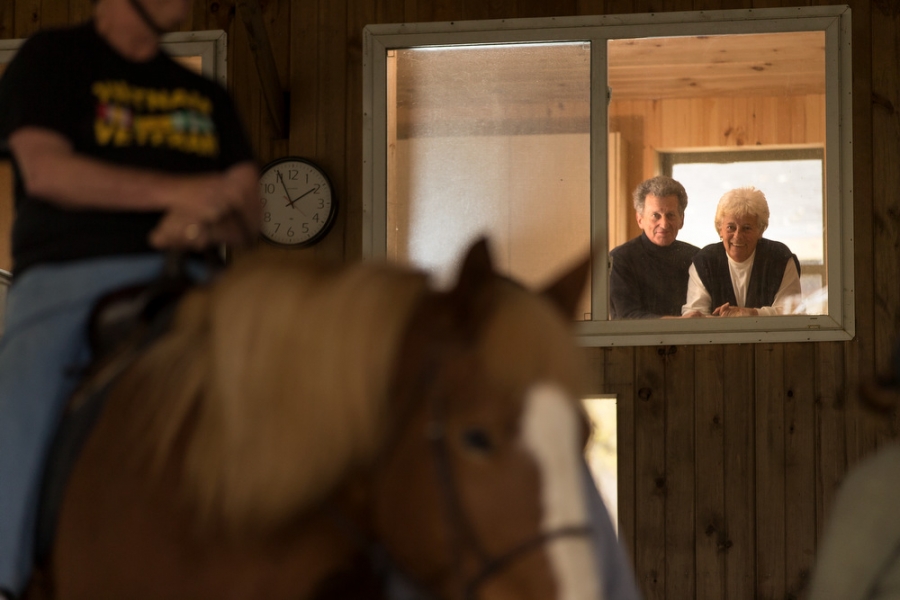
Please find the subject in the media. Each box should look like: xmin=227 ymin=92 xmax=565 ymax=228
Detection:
xmin=386 ymin=42 xmax=592 ymax=319
xmin=662 ymin=148 xmax=826 ymax=314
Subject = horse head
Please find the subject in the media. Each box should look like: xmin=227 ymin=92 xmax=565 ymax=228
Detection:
xmin=366 ymin=239 xmax=601 ymax=599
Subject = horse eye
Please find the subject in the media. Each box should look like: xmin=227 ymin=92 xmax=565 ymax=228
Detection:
xmin=461 ymin=428 xmax=494 ymax=453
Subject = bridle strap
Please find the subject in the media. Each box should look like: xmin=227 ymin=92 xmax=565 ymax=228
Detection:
xmin=463 ymin=524 xmax=594 ymax=599
xmin=427 ymin=392 xmax=595 ymax=599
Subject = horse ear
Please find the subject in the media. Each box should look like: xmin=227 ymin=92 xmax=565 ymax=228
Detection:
xmin=452 ymin=237 xmax=496 ymax=298
xmin=541 ymin=253 xmax=591 ymax=319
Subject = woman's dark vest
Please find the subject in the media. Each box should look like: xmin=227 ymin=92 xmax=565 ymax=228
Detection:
xmin=692 ymin=238 xmax=800 ymax=308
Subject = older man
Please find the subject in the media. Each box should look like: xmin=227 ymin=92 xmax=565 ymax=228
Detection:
xmin=609 ymin=175 xmax=699 ymax=319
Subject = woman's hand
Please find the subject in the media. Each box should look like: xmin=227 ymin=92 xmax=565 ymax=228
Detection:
xmin=712 ymin=302 xmax=759 ymax=317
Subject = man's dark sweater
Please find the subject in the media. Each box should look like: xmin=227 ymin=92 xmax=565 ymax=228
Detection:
xmin=609 ymin=233 xmax=699 ymax=319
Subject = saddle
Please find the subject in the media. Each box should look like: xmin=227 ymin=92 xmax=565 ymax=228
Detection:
xmin=35 ymin=253 xmax=200 ymax=564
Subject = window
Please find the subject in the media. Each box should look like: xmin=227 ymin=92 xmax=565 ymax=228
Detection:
xmin=363 ymin=6 xmax=853 ymax=346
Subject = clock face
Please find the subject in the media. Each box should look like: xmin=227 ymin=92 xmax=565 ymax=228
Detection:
xmin=259 ymin=158 xmax=336 ymax=246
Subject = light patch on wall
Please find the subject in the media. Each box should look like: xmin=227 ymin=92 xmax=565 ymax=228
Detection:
xmin=583 ymin=395 xmax=618 ymax=533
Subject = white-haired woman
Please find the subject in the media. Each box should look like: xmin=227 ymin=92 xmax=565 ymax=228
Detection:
xmin=682 ymin=186 xmax=802 ymax=317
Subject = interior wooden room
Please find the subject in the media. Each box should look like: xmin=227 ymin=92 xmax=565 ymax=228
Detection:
xmin=0 ymin=0 xmax=898 ymax=599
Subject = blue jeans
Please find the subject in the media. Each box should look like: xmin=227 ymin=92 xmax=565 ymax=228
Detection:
xmin=0 ymin=254 xmax=179 ymax=596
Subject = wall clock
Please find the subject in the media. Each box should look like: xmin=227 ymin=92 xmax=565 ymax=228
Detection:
xmin=259 ymin=157 xmax=337 ymax=247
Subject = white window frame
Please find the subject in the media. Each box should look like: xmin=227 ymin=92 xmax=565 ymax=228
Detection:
xmin=362 ymin=5 xmax=854 ymax=347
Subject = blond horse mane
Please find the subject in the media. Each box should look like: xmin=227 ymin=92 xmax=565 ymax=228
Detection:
xmin=112 ymin=251 xmax=428 ymax=533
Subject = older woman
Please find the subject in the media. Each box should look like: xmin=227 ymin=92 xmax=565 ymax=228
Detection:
xmin=682 ymin=186 xmax=802 ymax=317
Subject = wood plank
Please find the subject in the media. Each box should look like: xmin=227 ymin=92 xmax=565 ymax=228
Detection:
xmin=236 ymin=0 xmax=288 ymax=138
xmin=633 ymin=345 xmax=667 ymax=600
xmin=314 ymin=0 xmax=348 ymax=261
xmin=0 ymin=0 xmax=12 ymax=38
xmin=14 ymin=0 xmax=43 ymax=38
xmin=375 ymin=0 xmax=407 ymax=23
xmin=724 ymin=343 xmax=755 ymax=600
xmin=847 ymin=0 xmax=874 ymax=429
xmin=604 ymin=0 xmax=634 ymax=14
xmin=603 ymin=346 xmax=637 ymax=563
xmin=664 ymin=345 xmax=695 ymax=600
xmin=39 ymin=0 xmax=67 ymax=29
xmin=289 ymin=0 xmax=318 ymax=157
xmin=815 ymin=341 xmax=846 ymax=541
xmin=871 ymin=0 xmax=900 ymax=399
xmin=576 ymin=0 xmax=605 ymax=16
xmin=783 ymin=342 xmax=817 ymax=599
xmin=344 ymin=0 xmax=375 ymax=260
xmin=694 ymin=344 xmax=726 ymax=600
xmin=257 ymin=0 xmax=291 ymax=158
xmin=755 ymin=342 xmax=786 ymax=600
xmin=70 ymin=0 xmax=93 ymax=25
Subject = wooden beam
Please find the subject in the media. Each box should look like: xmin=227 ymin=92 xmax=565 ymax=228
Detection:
xmin=235 ymin=0 xmax=287 ymax=138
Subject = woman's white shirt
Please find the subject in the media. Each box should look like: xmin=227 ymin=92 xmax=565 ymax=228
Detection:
xmin=681 ymin=249 xmax=803 ymax=315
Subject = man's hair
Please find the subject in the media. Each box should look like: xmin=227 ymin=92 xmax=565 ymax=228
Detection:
xmin=632 ymin=175 xmax=688 ymax=215
xmin=714 ymin=186 xmax=770 ymax=233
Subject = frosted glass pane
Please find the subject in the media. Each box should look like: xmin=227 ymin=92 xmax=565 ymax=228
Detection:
xmin=388 ymin=43 xmax=591 ymax=318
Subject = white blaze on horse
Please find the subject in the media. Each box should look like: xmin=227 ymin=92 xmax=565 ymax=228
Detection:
xmin=27 ymin=240 xmax=604 ymax=600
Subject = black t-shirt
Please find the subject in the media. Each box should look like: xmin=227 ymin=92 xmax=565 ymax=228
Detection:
xmin=0 ymin=22 xmax=255 ymax=275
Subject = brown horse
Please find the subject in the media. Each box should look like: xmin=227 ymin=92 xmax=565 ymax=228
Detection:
xmin=25 ymin=240 xmax=602 ymax=600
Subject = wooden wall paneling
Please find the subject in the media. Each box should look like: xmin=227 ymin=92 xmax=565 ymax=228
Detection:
xmin=70 ymin=0 xmax=92 ymax=25
xmin=0 ymin=0 xmax=12 ymax=38
xmin=783 ymin=342 xmax=817 ymax=599
xmin=871 ymin=1 xmax=900 ymax=384
xmin=804 ymin=93 xmax=825 ymax=147
xmin=838 ymin=0 xmax=876 ymax=473
xmin=602 ymin=346 xmax=637 ymax=563
xmin=754 ymin=343 xmax=786 ymax=599
xmin=786 ymin=95 xmax=805 ymax=145
xmin=185 ymin=0 xmax=210 ymax=31
xmin=814 ymin=341 xmax=846 ymax=540
xmin=732 ymin=95 xmax=750 ymax=146
xmin=633 ymin=345 xmax=667 ymax=600
xmin=230 ymin=5 xmax=263 ymax=156
xmin=261 ymin=0 xmax=290 ymax=161
xmin=752 ymin=96 xmax=775 ymax=144
xmin=664 ymin=345 xmax=696 ymax=600
xmin=43 ymin=0 xmax=69 ymax=28
xmin=604 ymin=0 xmax=634 ymax=15
xmin=406 ymin=0 xmax=464 ymax=22
xmin=751 ymin=0 xmax=783 ymax=8
xmin=516 ymin=0 xmax=576 ymax=19
xmin=289 ymin=0 xmax=318 ymax=157
xmin=692 ymin=97 xmax=714 ymax=148
xmin=694 ymin=345 xmax=726 ymax=600
xmin=631 ymin=0 xmax=664 ymax=13
xmin=314 ymin=0 xmax=347 ymax=260
xmin=14 ymin=0 xmax=43 ymax=37
xmin=575 ymin=0 xmax=605 ymax=17
xmin=375 ymin=0 xmax=407 ymax=23
xmin=846 ymin=0 xmax=874 ymax=454
xmin=344 ymin=0 xmax=376 ymax=260
xmin=723 ymin=343 xmax=755 ymax=600
xmin=661 ymin=0 xmax=693 ymax=11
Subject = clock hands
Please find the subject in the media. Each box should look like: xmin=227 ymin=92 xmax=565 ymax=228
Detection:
xmin=288 ymin=185 xmax=320 ymax=206
xmin=277 ymin=170 xmax=308 ymax=217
